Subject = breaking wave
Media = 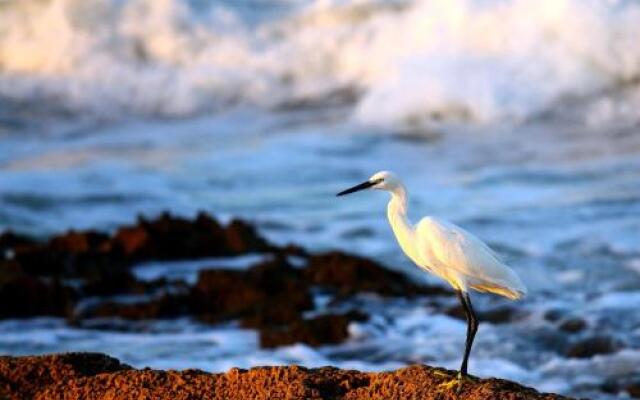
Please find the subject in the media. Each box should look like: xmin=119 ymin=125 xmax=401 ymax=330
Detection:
xmin=1 ymin=0 xmax=640 ymax=125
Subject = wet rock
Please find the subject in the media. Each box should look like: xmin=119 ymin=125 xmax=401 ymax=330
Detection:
xmin=445 ymin=304 xmax=467 ymax=320
xmin=0 ymin=212 xmax=276 ymax=294
xmin=543 ymin=308 xmax=565 ymax=322
xmin=49 ymin=231 xmax=111 ymax=254
xmin=0 ymin=261 xmax=75 ymax=318
xmin=259 ymin=311 xmax=368 ymax=348
xmin=75 ymin=294 xmax=191 ymax=321
xmin=0 ymin=231 xmax=36 ymax=257
xmin=124 ymin=212 xmax=226 ymax=260
xmin=224 ymin=219 xmax=271 ymax=254
xmin=481 ymin=305 xmax=528 ymax=323
xmin=566 ymin=335 xmax=623 ymax=358
xmin=528 ymin=328 xmax=570 ymax=354
xmin=304 ymin=251 xmax=447 ymax=297
xmin=600 ymin=375 xmax=640 ymax=398
xmin=0 ymin=352 xmax=575 ymax=400
xmin=80 ymin=269 xmax=145 ymax=297
xmin=11 ymin=230 xmax=126 ymax=279
xmin=558 ymin=317 xmax=587 ymax=334
xmin=191 ymin=257 xmax=313 ymax=324
xmin=275 ymin=243 xmax=308 ymax=258
xmin=113 ymin=226 xmax=149 ymax=257
xmin=628 ymin=382 xmax=640 ymax=398
xmin=2 ymin=213 xmax=275 ymax=280
xmin=0 ymin=213 xmax=459 ymax=351
xmin=127 ymin=212 xmax=271 ymax=261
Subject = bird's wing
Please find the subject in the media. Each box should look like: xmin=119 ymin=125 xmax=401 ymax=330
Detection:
xmin=416 ymin=217 xmax=526 ymax=298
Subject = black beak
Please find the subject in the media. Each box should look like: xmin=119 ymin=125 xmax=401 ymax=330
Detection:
xmin=336 ymin=180 xmax=375 ymax=196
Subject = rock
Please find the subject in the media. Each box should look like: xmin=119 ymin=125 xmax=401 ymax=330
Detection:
xmin=224 ymin=219 xmax=271 ymax=254
xmin=304 ymin=251 xmax=447 ymax=297
xmin=0 ymin=353 xmax=130 ymax=399
xmin=0 ymin=231 xmax=36 ymax=257
xmin=600 ymin=375 xmax=640 ymax=398
xmin=0 ymin=212 xmax=278 ymax=308
xmin=0 ymin=261 xmax=75 ymax=318
xmin=566 ymin=335 xmax=623 ymax=358
xmin=3 ymin=212 xmax=275 ymax=279
xmin=74 ymin=294 xmax=191 ymax=321
xmin=481 ymin=305 xmax=528 ymax=323
xmin=113 ymin=226 xmax=149 ymax=257
xmin=528 ymin=328 xmax=570 ymax=354
xmin=128 ymin=212 xmax=225 ymax=260
xmin=259 ymin=311 xmax=368 ymax=348
xmin=80 ymin=269 xmax=145 ymax=297
xmin=543 ymin=308 xmax=565 ymax=322
xmin=11 ymin=230 xmax=126 ymax=279
xmin=558 ymin=318 xmax=587 ymax=334
xmin=129 ymin=212 xmax=271 ymax=261
xmin=628 ymin=382 xmax=640 ymax=398
xmin=0 ymin=214 xmax=457 ymax=350
xmin=191 ymin=257 xmax=313 ymax=325
xmin=0 ymin=352 xmax=575 ymax=400
xmin=49 ymin=231 xmax=111 ymax=254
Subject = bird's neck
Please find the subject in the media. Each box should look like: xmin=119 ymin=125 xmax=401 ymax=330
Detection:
xmin=387 ymin=185 xmax=419 ymax=263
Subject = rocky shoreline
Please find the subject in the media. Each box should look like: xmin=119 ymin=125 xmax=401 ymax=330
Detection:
xmin=0 ymin=212 xmax=449 ymax=347
xmin=1 ymin=212 xmax=633 ymax=398
xmin=0 ymin=352 xmax=573 ymax=399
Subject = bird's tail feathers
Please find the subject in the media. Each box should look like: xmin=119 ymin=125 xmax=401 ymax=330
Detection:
xmin=471 ymin=281 xmax=527 ymax=300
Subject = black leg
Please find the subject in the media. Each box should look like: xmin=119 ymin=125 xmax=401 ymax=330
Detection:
xmin=456 ymin=290 xmax=479 ymax=377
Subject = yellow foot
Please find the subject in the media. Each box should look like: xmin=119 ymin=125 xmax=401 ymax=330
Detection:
xmin=436 ymin=372 xmax=476 ymax=395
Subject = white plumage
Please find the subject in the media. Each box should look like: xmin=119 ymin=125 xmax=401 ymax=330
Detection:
xmin=337 ymin=170 xmax=526 ymax=380
xmin=415 ymin=217 xmax=526 ymax=299
xmin=370 ymin=170 xmax=526 ymax=300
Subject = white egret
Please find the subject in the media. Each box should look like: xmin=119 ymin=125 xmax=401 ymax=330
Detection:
xmin=337 ymin=171 xmax=526 ymax=384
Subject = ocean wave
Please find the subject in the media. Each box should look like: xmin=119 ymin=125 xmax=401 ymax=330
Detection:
xmin=1 ymin=0 xmax=640 ymax=125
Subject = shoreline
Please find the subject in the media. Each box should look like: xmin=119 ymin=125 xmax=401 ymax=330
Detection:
xmin=0 ymin=212 xmax=626 ymax=398
xmin=0 ymin=352 xmax=573 ymax=399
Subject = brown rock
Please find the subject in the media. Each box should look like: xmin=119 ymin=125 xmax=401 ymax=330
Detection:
xmin=0 ymin=353 xmax=130 ymax=399
xmin=627 ymin=381 xmax=640 ymax=398
xmin=543 ymin=308 xmax=565 ymax=322
xmin=113 ymin=226 xmax=149 ymax=257
xmin=135 ymin=212 xmax=227 ymax=259
xmin=259 ymin=311 xmax=368 ymax=348
xmin=76 ymin=294 xmax=191 ymax=321
xmin=0 ymin=261 xmax=75 ymax=318
xmin=134 ymin=212 xmax=272 ymax=260
xmin=0 ymin=231 xmax=36 ymax=255
xmin=12 ymin=230 xmax=126 ymax=279
xmin=304 ymin=251 xmax=447 ymax=297
xmin=49 ymin=231 xmax=110 ymax=253
xmin=224 ymin=219 xmax=271 ymax=254
xmin=0 ymin=353 xmax=574 ymax=400
xmin=1 ymin=212 xmax=276 ymax=299
xmin=566 ymin=335 xmax=622 ymax=358
xmin=558 ymin=318 xmax=587 ymax=334
xmin=81 ymin=270 xmax=145 ymax=297
xmin=191 ymin=257 xmax=313 ymax=325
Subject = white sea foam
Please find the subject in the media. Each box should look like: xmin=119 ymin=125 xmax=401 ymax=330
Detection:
xmin=1 ymin=0 xmax=640 ymax=126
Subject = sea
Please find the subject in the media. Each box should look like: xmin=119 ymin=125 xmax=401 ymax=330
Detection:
xmin=1 ymin=0 xmax=640 ymax=398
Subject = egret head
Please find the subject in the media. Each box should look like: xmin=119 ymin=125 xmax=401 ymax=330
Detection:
xmin=336 ymin=170 xmax=401 ymax=196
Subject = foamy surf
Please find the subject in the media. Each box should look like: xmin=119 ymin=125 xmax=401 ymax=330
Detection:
xmin=1 ymin=0 xmax=640 ymax=126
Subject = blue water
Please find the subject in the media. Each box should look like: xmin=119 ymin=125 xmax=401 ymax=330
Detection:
xmin=1 ymin=0 xmax=640 ymax=398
